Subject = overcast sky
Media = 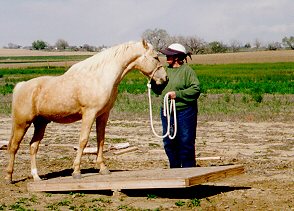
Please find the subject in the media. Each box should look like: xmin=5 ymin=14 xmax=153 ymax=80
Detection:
xmin=1 ymin=0 xmax=293 ymax=48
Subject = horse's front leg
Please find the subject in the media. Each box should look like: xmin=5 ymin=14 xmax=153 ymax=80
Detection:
xmin=96 ymin=112 xmax=111 ymax=175
xmin=72 ymin=110 xmax=96 ymax=179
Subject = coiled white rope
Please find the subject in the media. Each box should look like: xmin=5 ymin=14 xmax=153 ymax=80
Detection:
xmin=147 ymin=82 xmax=177 ymax=139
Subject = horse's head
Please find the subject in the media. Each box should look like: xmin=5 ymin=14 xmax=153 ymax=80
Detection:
xmin=134 ymin=40 xmax=168 ymax=85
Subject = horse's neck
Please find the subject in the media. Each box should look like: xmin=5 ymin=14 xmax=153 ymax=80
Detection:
xmin=105 ymin=43 xmax=143 ymax=83
xmin=69 ymin=42 xmax=143 ymax=87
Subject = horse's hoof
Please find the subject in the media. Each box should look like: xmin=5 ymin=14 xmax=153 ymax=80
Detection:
xmin=4 ymin=175 xmax=13 ymax=184
xmin=33 ymin=177 xmax=42 ymax=182
xmin=99 ymin=168 xmax=111 ymax=175
xmin=72 ymin=172 xmax=82 ymax=179
xmin=4 ymin=178 xmax=13 ymax=184
xmin=32 ymin=175 xmax=42 ymax=182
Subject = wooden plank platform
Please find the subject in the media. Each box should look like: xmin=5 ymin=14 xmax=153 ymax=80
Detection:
xmin=27 ymin=165 xmax=244 ymax=192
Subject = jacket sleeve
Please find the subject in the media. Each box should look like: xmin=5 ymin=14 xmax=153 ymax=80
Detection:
xmin=150 ymin=79 xmax=167 ymax=95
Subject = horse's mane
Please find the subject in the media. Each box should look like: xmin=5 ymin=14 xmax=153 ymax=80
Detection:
xmin=69 ymin=41 xmax=141 ymax=73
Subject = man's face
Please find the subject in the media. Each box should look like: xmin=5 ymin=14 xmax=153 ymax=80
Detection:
xmin=166 ymin=55 xmax=176 ymax=66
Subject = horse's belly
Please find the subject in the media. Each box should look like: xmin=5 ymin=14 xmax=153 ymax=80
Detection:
xmin=37 ymin=99 xmax=82 ymax=123
xmin=51 ymin=113 xmax=82 ymax=123
xmin=41 ymin=113 xmax=82 ymax=124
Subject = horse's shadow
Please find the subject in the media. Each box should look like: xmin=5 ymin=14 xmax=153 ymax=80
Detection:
xmin=25 ymin=168 xmax=250 ymax=199
xmin=12 ymin=168 xmax=101 ymax=184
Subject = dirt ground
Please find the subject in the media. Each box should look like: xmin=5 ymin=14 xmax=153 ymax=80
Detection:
xmin=0 ymin=114 xmax=293 ymax=211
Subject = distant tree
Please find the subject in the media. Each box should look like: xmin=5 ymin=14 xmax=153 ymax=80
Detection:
xmin=229 ymin=40 xmax=242 ymax=52
xmin=267 ymin=42 xmax=281 ymax=51
xmin=32 ymin=40 xmax=47 ymax=50
xmin=185 ymin=36 xmax=206 ymax=54
xmin=55 ymin=39 xmax=69 ymax=50
xmin=167 ymin=35 xmax=185 ymax=46
xmin=6 ymin=43 xmax=21 ymax=49
xmin=254 ymin=39 xmax=262 ymax=49
xmin=208 ymin=41 xmax=228 ymax=53
xmin=141 ymin=28 xmax=170 ymax=51
xmin=81 ymin=44 xmax=97 ymax=52
xmin=244 ymin=42 xmax=251 ymax=48
xmin=282 ymin=36 xmax=294 ymax=50
xmin=169 ymin=35 xmax=206 ymax=54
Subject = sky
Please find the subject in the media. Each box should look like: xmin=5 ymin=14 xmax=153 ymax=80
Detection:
xmin=1 ymin=0 xmax=294 ymax=48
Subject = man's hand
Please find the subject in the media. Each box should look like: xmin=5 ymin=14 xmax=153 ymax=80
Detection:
xmin=167 ymin=91 xmax=176 ymax=99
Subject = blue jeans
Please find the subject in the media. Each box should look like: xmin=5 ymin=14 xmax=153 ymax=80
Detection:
xmin=161 ymin=106 xmax=197 ymax=168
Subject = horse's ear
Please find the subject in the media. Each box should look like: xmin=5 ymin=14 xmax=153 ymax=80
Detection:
xmin=142 ymin=39 xmax=149 ymax=50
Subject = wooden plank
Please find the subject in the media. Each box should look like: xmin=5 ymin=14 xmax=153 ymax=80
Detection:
xmin=27 ymin=165 xmax=244 ymax=192
xmin=82 ymin=143 xmax=131 ymax=155
xmin=113 ymin=146 xmax=138 ymax=155
xmin=196 ymin=156 xmax=221 ymax=161
xmin=187 ymin=165 xmax=244 ymax=186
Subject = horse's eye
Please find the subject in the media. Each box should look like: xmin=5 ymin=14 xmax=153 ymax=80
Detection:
xmin=154 ymin=56 xmax=160 ymax=61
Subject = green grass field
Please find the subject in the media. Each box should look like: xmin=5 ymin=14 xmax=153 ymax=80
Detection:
xmin=192 ymin=63 xmax=294 ymax=94
xmin=0 ymin=62 xmax=293 ymax=121
xmin=118 ymin=62 xmax=294 ymax=95
xmin=2 ymin=63 xmax=293 ymax=95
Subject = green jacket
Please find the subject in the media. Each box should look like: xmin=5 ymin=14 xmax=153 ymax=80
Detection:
xmin=151 ymin=64 xmax=201 ymax=111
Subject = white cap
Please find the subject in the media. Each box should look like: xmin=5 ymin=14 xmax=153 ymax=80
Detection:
xmin=168 ymin=43 xmax=187 ymax=54
xmin=160 ymin=43 xmax=187 ymax=55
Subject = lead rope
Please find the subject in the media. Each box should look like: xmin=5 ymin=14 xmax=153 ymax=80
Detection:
xmin=147 ymin=82 xmax=177 ymax=139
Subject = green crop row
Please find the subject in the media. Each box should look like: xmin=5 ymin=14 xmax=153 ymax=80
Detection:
xmin=0 ymin=66 xmax=66 ymax=75
xmin=192 ymin=63 xmax=294 ymax=94
xmin=0 ymin=62 xmax=293 ymax=95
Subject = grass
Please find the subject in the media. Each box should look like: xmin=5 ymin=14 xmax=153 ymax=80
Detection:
xmin=109 ymin=93 xmax=294 ymax=122
xmin=0 ymin=62 xmax=293 ymax=122
xmin=0 ymin=66 xmax=66 ymax=75
xmin=192 ymin=62 xmax=294 ymax=94
xmin=1 ymin=62 xmax=293 ymax=95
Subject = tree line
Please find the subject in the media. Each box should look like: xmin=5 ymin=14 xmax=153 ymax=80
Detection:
xmin=5 ymin=39 xmax=105 ymax=52
xmin=3 ymin=28 xmax=294 ymax=54
xmin=142 ymin=28 xmax=294 ymax=54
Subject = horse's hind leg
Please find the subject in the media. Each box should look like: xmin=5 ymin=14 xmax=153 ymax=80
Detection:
xmin=5 ymin=122 xmax=31 ymax=183
xmin=30 ymin=118 xmax=48 ymax=181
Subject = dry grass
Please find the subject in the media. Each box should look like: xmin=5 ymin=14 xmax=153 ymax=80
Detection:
xmin=190 ymin=50 xmax=294 ymax=64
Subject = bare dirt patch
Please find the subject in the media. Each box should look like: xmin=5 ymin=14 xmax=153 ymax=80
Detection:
xmin=190 ymin=50 xmax=294 ymax=64
xmin=0 ymin=115 xmax=293 ymax=210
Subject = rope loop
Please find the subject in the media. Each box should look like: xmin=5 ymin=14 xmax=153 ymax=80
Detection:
xmin=147 ymin=82 xmax=177 ymax=139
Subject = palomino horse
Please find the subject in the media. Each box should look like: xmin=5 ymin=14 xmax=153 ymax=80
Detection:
xmin=5 ymin=40 xmax=168 ymax=183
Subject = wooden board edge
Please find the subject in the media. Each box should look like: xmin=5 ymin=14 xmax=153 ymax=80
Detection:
xmin=27 ymin=178 xmax=187 ymax=192
xmin=187 ymin=165 xmax=245 ymax=186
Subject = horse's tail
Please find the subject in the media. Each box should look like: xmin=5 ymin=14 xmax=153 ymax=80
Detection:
xmin=11 ymin=82 xmax=25 ymax=116
xmin=8 ymin=82 xmax=26 ymax=149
